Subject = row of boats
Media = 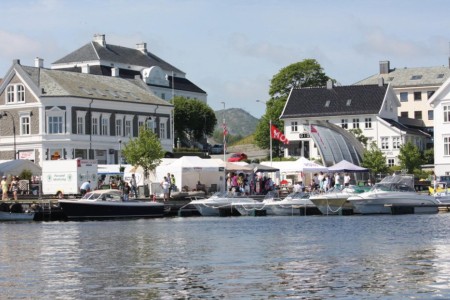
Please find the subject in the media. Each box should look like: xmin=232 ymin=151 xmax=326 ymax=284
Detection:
xmin=2 ymin=174 xmax=448 ymax=221
xmin=188 ymin=174 xmax=450 ymax=216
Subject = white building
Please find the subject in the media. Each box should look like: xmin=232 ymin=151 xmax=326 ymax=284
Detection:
xmin=281 ymin=80 xmax=429 ymax=167
xmin=0 ymin=59 xmax=173 ymax=165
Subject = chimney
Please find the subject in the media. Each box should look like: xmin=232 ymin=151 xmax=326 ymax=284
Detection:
xmin=326 ymin=79 xmax=333 ymax=89
xmin=136 ymin=42 xmax=147 ymax=54
xmin=378 ymin=77 xmax=384 ymax=86
xmin=82 ymin=64 xmax=90 ymax=74
xmin=111 ymin=67 xmax=119 ymax=77
xmin=13 ymin=59 xmax=20 ymax=65
xmin=35 ymin=57 xmax=44 ymax=68
xmin=379 ymin=61 xmax=390 ymax=74
xmin=93 ymin=34 xmax=106 ymax=47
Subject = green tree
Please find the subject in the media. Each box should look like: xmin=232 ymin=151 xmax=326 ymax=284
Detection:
xmin=121 ymin=127 xmax=165 ymax=191
xmin=173 ymin=96 xmax=217 ymax=146
xmin=361 ymin=142 xmax=388 ymax=177
xmin=254 ymin=59 xmax=330 ymax=152
xmin=423 ymin=148 xmax=434 ymax=164
xmin=349 ymin=128 xmax=369 ymax=147
xmin=397 ymin=142 xmax=424 ymax=174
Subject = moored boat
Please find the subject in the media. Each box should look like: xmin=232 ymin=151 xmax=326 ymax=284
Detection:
xmin=347 ymin=175 xmax=440 ymax=214
xmin=0 ymin=203 xmax=35 ymax=221
xmin=309 ymin=185 xmax=369 ymax=215
xmin=268 ymin=192 xmax=316 ymax=216
xmin=58 ymin=189 xmax=165 ymax=219
xmin=232 ymin=191 xmax=281 ymax=216
xmin=189 ymin=192 xmax=259 ymax=216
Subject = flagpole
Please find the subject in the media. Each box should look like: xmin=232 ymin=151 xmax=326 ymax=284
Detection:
xmin=221 ymin=101 xmax=226 ymax=162
xmin=269 ymin=119 xmax=272 ymax=166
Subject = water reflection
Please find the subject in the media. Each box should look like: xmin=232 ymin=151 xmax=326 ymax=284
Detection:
xmin=1 ymin=215 xmax=450 ymax=298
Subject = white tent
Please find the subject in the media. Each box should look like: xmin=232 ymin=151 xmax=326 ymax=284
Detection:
xmin=327 ymin=160 xmax=369 ymax=173
xmin=0 ymin=160 xmax=42 ymax=177
xmin=261 ymin=157 xmax=328 ymax=174
xmin=155 ymin=157 xmax=224 ymax=192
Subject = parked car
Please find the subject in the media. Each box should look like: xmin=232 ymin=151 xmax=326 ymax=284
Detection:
xmin=210 ymin=144 xmax=224 ymax=154
xmin=227 ymin=153 xmax=248 ymax=162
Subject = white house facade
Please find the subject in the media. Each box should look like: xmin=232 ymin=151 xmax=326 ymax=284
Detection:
xmin=0 ymin=59 xmax=173 ymax=166
xmin=281 ymin=80 xmax=429 ymax=167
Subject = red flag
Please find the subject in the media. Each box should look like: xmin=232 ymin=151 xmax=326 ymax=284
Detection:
xmin=270 ymin=124 xmax=289 ymax=144
xmin=222 ymin=123 xmax=228 ymax=136
xmin=310 ymin=125 xmax=326 ymax=149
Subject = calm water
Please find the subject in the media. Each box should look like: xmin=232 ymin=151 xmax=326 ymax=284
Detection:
xmin=1 ymin=214 xmax=450 ymax=299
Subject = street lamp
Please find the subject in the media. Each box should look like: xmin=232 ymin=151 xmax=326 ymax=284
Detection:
xmin=220 ymin=101 xmax=226 ymax=162
xmin=256 ymin=100 xmax=272 ymax=165
xmin=0 ymin=111 xmax=16 ymax=160
xmin=118 ymin=139 xmax=122 ymax=170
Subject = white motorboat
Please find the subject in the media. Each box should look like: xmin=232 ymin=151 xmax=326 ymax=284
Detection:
xmin=347 ymin=175 xmax=440 ymax=214
xmin=189 ymin=192 xmax=260 ymax=216
xmin=268 ymin=192 xmax=314 ymax=216
xmin=232 ymin=191 xmax=281 ymax=216
xmin=58 ymin=189 xmax=165 ymax=219
xmin=309 ymin=185 xmax=370 ymax=215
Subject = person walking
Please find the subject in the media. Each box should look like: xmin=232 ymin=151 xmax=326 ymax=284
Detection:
xmin=122 ymin=182 xmax=131 ymax=201
xmin=170 ymin=174 xmax=176 ymax=192
xmin=9 ymin=176 xmax=19 ymax=201
xmin=130 ymin=174 xmax=138 ymax=198
xmin=1 ymin=176 xmax=8 ymax=201
xmin=166 ymin=173 xmax=172 ymax=198
xmin=80 ymin=180 xmax=91 ymax=196
xmin=344 ymin=173 xmax=351 ymax=187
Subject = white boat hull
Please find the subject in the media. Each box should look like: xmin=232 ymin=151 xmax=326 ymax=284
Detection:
xmin=309 ymin=196 xmax=352 ymax=215
xmin=269 ymin=199 xmax=316 ymax=216
xmin=190 ymin=194 xmax=258 ymax=216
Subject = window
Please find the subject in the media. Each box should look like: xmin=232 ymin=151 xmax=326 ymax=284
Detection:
xmin=125 ymin=120 xmax=131 ymax=136
xmin=115 ymin=119 xmax=122 ymax=136
xmin=414 ymin=111 xmax=422 ymax=120
xmin=400 ymin=92 xmax=408 ymax=102
xmin=48 ymin=116 xmax=63 ymax=134
xmin=387 ymin=158 xmax=395 ymax=167
xmin=437 ymin=74 xmax=445 ymax=79
xmin=427 ymin=91 xmax=435 ymax=99
xmin=352 ymin=118 xmax=359 ymax=129
xmin=411 ymin=75 xmax=423 ymax=80
xmin=161 ymin=93 xmax=165 ymax=100
xmin=6 ymin=84 xmax=25 ymax=103
xmin=291 ymin=121 xmax=298 ymax=132
xmin=414 ymin=92 xmax=422 ymax=101
xmin=428 ymin=110 xmax=434 ymax=120
xmin=20 ymin=116 xmax=30 ymax=135
xmin=341 ymin=119 xmax=348 ymax=129
xmin=101 ymin=118 xmax=109 ymax=135
xmin=77 ymin=116 xmax=84 ymax=134
xmin=392 ymin=136 xmax=401 ymax=149
xmin=346 ymin=99 xmax=352 ymax=106
xmin=365 ymin=118 xmax=372 ymax=129
xmin=444 ymin=105 xmax=450 ymax=122
xmin=325 ymin=100 xmax=330 ymax=107
xmin=92 ymin=117 xmax=99 ymax=135
xmin=160 ymin=122 xmax=166 ymax=139
xmin=381 ymin=137 xmax=389 ymax=150
xmin=445 ymin=137 xmax=450 ymax=156
xmin=400 ymin=112 xmax=408 ymax=118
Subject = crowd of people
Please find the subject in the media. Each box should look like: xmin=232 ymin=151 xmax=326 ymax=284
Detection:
xmin=310 ymin=171 xmax=353 ymax=193
xmin=226 ymin=172 xmax=276 ymax=195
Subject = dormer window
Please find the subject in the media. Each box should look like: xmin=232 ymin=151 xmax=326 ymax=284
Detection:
xmin=6 ymin=84 xmax=25 ymax=103
xmin=437 ymin=74 xmax=445 ymax=79
xmin=410 ymin=75 xmax=422 ymax=80
xmin=325 ymin=100 xmax=330 ymax=107
xmin=346 ymin=99 xmax=352 ymax=106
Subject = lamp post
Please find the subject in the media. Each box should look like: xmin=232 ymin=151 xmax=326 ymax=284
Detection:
xmin=220 ymin=101 xmax=226 ymax=162
xmin=0 ymin=111 xmax=16 ymax=160
xmin=256 ymin=100 xmax=272 ymax=165
xmin=118 ymin=139 xmax=122 ymax=170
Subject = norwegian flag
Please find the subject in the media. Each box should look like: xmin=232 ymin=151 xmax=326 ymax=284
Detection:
xmin=310 ymin=124 xmax=326 ymax=149
xmin=222 ymin=123 xmax=228 ymax=136
xmin=270 ymin=124 xmax=289 ymax=145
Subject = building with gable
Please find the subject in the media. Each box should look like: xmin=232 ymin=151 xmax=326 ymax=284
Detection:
xmin=355 ymin=60 xmax=450 ymax=146
xmin=0 ymin=58 xmax=173 ymax=165
xmin=51 ymin=34 xmax=207 ymax=103
xmin=428 ymin=77 xmax=450 ymax=176
xmin=280 ymin=80 xmax=429 ymax=167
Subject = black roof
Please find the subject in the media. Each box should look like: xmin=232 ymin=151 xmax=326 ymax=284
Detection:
xmin=382 ymin=118 xmax=429 ymax=137
xmin=53 ymin=42 xmax=183 ymax=74
xmin=281 ymin=84 xmax=388 ymax=119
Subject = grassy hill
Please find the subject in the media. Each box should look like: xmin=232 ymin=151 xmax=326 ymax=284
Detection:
xmin=214 ymin=108 xmax=259 ymax=137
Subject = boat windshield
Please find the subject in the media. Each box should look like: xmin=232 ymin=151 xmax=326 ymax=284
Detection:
xmin=82 ymin=190 xmax=123 ymax=201
xmin=371 ymin=175 xmax=415 ymax=192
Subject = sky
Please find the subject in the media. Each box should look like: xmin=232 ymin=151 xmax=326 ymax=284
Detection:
xmin=1 ymin=0 xmax=450 ymax=118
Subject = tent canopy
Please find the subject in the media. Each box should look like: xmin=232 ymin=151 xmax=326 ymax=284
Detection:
xmin=0 ymin=160 xmax=42 ymax=176
xmin=224 ymin=161 xmax=253 ymax=172
xmin=261 ymin=157 xmax=328 ymax=174
xmin=327 ymin=160 xmax=369 ymax=173
xmin=249 ymin=163 xmax=279 ymax=173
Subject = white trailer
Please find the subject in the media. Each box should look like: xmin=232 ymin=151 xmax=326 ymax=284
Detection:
xmin=42 ymin=159 xmax=98 ymax=196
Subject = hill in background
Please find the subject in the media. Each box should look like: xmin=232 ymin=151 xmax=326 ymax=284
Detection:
xmin=214 ymin=108 xmax=259 ymax=137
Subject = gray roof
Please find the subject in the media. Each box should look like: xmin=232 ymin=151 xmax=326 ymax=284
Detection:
xmin=382 ymin=118 xmax=429 ymax=137
xmin=281 ymin=84 xmax=388 ymax=119
xmin=354 ymin=66 xmax=450 ymax=87
xmin=53 ymin=41 xmax=184 ymax=74
xmin=20 ymin=65 xmax=171 ymax=106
